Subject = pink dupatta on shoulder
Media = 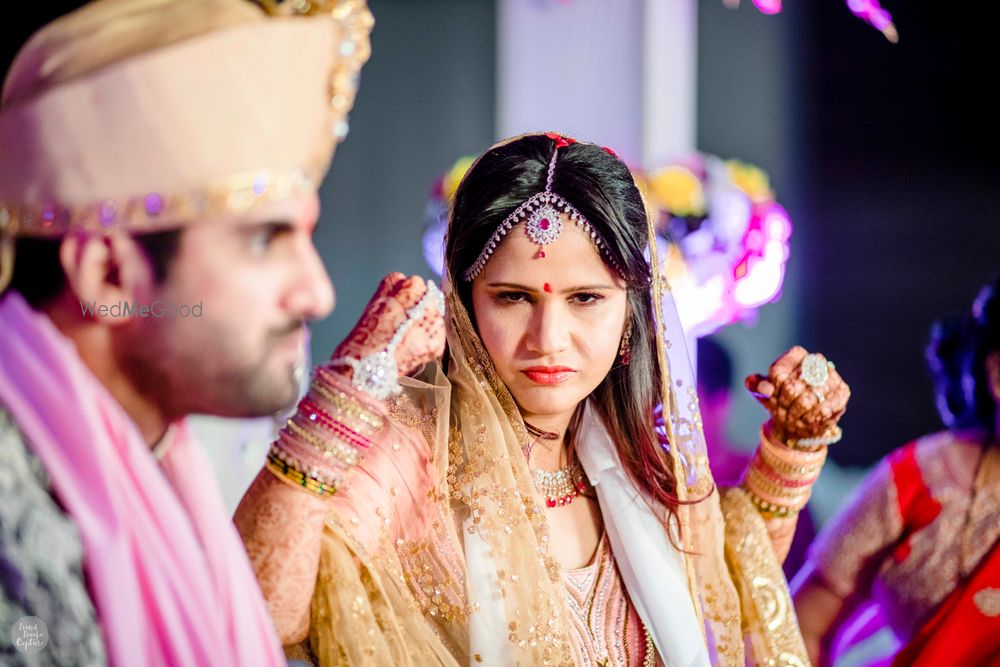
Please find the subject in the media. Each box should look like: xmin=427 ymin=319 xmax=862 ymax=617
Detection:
xmin=0 ymin=292 xmax=284 ymax=667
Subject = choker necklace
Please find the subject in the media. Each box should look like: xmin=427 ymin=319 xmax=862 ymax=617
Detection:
xmin=533 ymin=458 xmax=589 ymax=508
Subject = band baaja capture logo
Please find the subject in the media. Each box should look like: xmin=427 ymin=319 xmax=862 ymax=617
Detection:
xmin=10 ymin=616 xmax=48 ymax=655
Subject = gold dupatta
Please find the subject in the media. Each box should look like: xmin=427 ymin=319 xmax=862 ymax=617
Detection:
xmin=306 ymin=140 xmax=810 ymax=666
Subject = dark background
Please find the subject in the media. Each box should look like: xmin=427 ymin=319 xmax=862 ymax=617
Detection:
xmin=796 ymin=1 xmax=999 ymax=465
xmin=698 ymin=0 xmax=1000 ymax=466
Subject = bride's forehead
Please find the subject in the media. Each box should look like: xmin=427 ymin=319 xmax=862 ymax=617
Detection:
xmin=487 ymin=218 xmax=609 ymax=270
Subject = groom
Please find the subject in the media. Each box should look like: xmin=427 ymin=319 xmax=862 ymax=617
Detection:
xmin=0 ymin=0 xmax=371 ymax=664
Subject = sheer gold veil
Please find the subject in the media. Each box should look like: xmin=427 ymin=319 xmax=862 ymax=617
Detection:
xmin=307 ymin=135 xmax=809 ymax=667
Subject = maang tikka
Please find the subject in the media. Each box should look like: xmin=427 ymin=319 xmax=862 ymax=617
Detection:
xmin=462 ymin=133 xmax=621 ymax=281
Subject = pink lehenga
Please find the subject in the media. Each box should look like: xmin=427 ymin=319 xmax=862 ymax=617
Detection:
xmin=561 ymin=531 xmax=661 ymax=666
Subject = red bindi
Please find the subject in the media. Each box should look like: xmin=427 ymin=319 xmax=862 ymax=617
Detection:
xmin=543 ymin=283 xmax=553 ymax=293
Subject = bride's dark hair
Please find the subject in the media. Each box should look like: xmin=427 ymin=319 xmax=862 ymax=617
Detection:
xmin=446 ymin=133 xmax=685 ymax=520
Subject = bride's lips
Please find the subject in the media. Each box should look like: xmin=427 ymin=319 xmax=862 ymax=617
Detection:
xmin=521 ymin=366 xmax=576 ymax=385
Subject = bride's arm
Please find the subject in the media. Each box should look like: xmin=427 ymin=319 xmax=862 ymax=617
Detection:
xmin=740 ymin=347 xmax=850 ymax=563
xmin=235 ymin=378 xmax=435 ymax=644
xmin=234 ymin=274 xmax=444 ymax=646
xmin=741 ymin=426 xmax=828 ymax=563
xmin=235 ymin=466 xmax=328 ymax=645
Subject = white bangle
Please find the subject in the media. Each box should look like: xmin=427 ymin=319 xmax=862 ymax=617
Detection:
xmin=788 ymin=425 xmax=842 ymax=449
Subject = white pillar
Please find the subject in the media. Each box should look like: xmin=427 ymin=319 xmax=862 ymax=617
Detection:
xmin=642 ymin=0 xmax=697 ymax=165
xmin=497 ymin=0 xmax=697 ymax=168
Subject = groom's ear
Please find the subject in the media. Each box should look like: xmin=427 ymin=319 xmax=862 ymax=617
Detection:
xmin=60 ymin=229 xmax=156 ymax=325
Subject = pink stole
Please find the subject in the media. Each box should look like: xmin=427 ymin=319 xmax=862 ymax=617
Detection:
xmin=0 ymin=292 xmax=285 ymax=666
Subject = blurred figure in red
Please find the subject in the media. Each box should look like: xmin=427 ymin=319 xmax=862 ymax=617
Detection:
xmin=794 ymin=276 xmax=1000 ymax=667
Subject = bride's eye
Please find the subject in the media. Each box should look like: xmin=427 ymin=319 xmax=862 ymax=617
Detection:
xmin=571 ymin=292 xmax=605 ymax=305
xmin=495 ymin=290 xmax=532 ymax=305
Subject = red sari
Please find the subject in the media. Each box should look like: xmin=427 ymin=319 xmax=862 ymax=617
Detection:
xmin=892 ymin=536 xmax=1000 ymax=666
xmin=808 ymin=433 xmax=1000 ymax=665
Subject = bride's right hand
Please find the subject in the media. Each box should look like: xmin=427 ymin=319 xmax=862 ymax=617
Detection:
xmin=329 ymin=272 xmax=446 ymax=381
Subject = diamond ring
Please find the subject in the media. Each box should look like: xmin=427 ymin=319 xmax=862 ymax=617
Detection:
xmin=800 ymin=353 xmax=833 ymax=403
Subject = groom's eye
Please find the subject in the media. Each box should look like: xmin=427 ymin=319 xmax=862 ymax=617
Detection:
xmin=247 ymin=221 xmax=292 ymax=255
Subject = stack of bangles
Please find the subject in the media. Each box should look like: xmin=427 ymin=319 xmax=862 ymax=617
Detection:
xmin=266 ymin=364 xmax=385 ymax=497
xmin=743 ymin=422 xmax=841 ymax=518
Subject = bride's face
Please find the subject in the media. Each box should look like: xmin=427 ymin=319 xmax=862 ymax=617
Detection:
xmin=471 ymin=217 xmax=628 ymax=427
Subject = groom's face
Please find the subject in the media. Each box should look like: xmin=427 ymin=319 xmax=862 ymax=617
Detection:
xmin=115 ymin=193 xmax=335 ymax=418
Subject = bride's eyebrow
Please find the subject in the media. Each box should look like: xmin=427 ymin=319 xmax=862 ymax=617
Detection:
xmin=486 ymin=282 xmax=615 ymax=292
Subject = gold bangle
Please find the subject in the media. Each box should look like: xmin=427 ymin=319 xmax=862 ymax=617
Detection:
xmin=284 ymin=418 xmax=333 ymax=452
xmin=285 ymin=419 xmax=360 ymax=465
xmin=746 ymin=490 xmax=800 ymax=518
xmin=757 ymin=445 xmax=824 ymax=477
xmin=760 ymin=427 xmax=829 ymax=466
xmin=744 ymin=467 xmax=812 ymax=504
xmin=311 ymin=378 xmax=384 ymax=432
xmin=269 ymin=442 xmax=346 ymax=487
xmin=288 ymin=414 xmax=374 ymax=465
xmin=266 ymin=454 xmax=339 ymax=497
xmin=747 ymin=488 xmax=799 ymax=515
xmin=750 ymin=453 xmax=820 ymax=487
xmin=743 ymin=475 xmax=810 ymax=511
xmin=746 ymin=466 xmax=812 ymax=498
xmin=300 ymin=394 xmax=379 ymax=440
xmin=293 ymin=409 xmax=374 ymax=450
xmin=286 ymin=419 xmax=359 ymax=468
xmin=755 ymin=448 xmax=823 ymax=482
xmin=316 ymin=366 xmax=386 ymax=415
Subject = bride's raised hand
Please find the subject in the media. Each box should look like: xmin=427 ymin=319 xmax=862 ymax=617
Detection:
xmin=328 ymin=272 xmax=446 ymax=397
xmin=745 ymin=346 xmax=850 ymax=443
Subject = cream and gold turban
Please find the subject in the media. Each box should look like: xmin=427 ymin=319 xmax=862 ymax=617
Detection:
xmin=0 ymin=0 xmax=373 ymax=288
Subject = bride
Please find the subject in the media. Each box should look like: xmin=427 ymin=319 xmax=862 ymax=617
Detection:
xmin=236 ymin=132 xmax=849 ymax=666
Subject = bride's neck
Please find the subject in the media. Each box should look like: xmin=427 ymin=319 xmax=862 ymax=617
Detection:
xmin=522 ymin=412 xmax=574 ymax=471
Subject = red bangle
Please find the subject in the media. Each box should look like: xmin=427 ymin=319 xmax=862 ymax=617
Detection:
xmin=296 ymin=399 xmax=373 ymax=449
xmin=750 ymin=455 xmax=819 ymax=488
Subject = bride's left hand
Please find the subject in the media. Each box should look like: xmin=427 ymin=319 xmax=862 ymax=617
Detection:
xmin=745 ymin=346 xmax=850 ymax=442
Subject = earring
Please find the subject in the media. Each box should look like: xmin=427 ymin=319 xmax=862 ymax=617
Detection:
xmin=618 ymin=322 xmax=632 ymax=365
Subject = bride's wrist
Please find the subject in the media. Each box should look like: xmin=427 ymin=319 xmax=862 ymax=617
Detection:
xmin=265 ymin=366 xmax=387 ymax=499
xmin=764 ymin=419 xmax=842 ymax=451
xmin=327 ymin=350 xmax=401 ymax=401
xmin=312 ymin=365 xmax=388 ymax=426
xmin=742 ymin=422 xmax=829 ymax=518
